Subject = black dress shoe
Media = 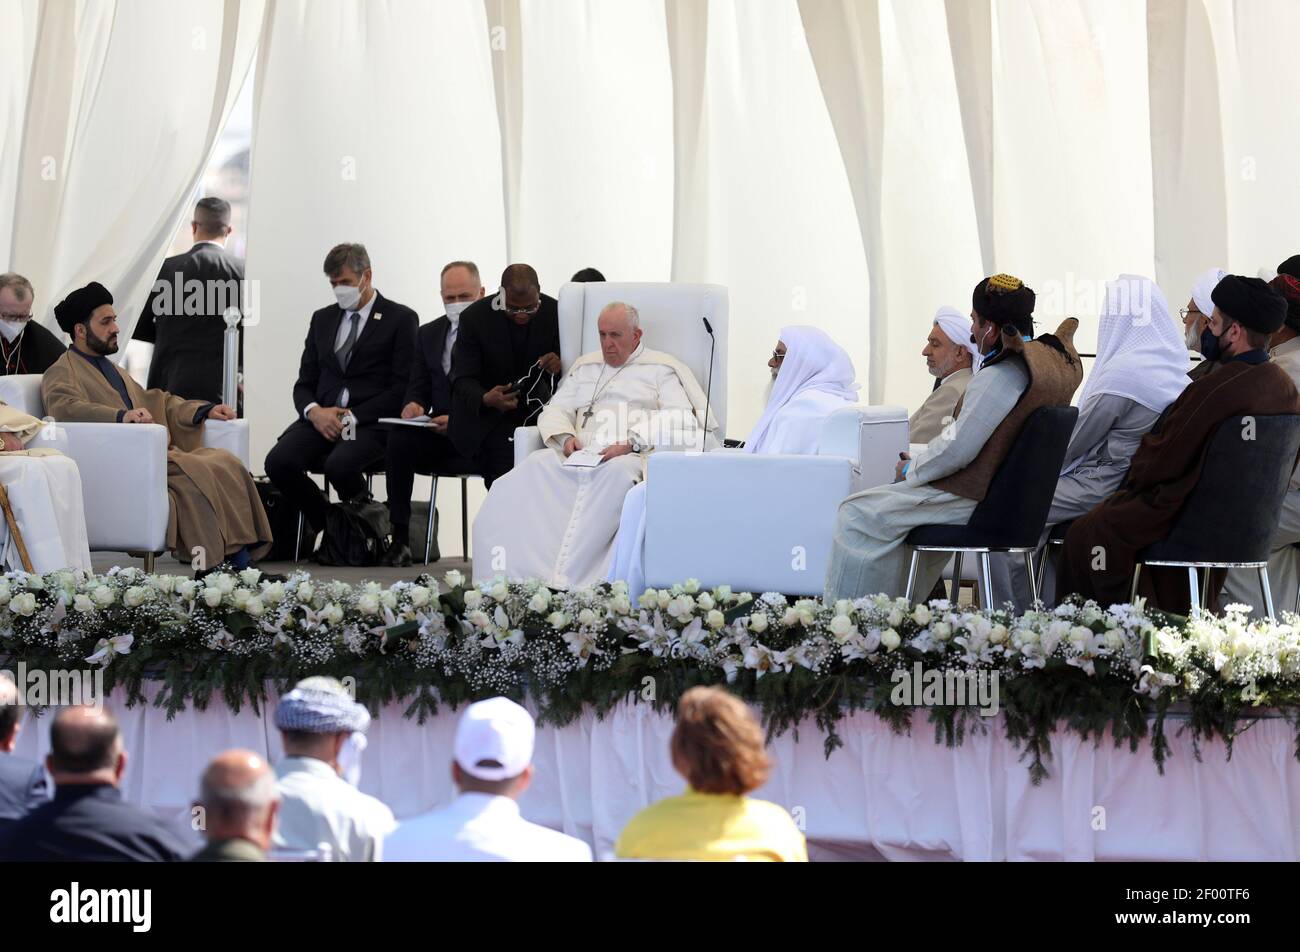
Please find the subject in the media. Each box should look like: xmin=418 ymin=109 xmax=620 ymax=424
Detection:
xmin=382 ymin=543 xmax=413 ymax=568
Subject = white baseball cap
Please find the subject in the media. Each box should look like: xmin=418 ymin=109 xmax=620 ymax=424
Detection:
xmin=454 ymin=697 xmax=535 ymax=781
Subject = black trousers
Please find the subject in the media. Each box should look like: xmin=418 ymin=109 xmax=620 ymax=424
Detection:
xmin=264 ymin=418 xmax=388 ymax=529
xmin=384 ymin=425 xmax=470 ymax=544
xmin=475 ymin=431 xmax=518 ymax=488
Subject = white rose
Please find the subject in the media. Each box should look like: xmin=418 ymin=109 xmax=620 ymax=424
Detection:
xmin=296 ymin=581 xmax=315 ymax=603
xmin=245 ymin=596 xmax=265 ymax=617
xmin=202 ymin=587 xmax=224 ymax=608
xmin=468 ymin=609 xmax=491 ymax=629
xmin=911 ymin=605 xmax=932 ymax=626
xmin=239 ymin=568 xmax=262 ymax=587
xmin=796 ymin=607 xmax=815 ymax=627
xmin=931 ymin=621 xmax=951 ymax=642
xmin=0 ymin=582 xmax=12 ymax=606
xmin=684 ymin=578 xmax=700 ymax=594
xmin=10 ymin=592 xmax=36 ymax=616
xmin=989 ymin=624 xmax=1008 ymax=645
xmin=443 ymin=569 xmax=466 ymax=589
xmin=749 ymin=612 xmax=769 ymax=634
xmin=358 ymin=594 xmax=380 ymax=616
xmin=834 ymin=599 xmax=854 ymax=617
xmin=489 ymin=581 xmax=509 ymax=601
xmin=610 ymin=594 xmax=631 ymax=615
xmin=715 ymin=585 xmax=733 ymax=601
xmin=1069 ymin=625 xmax=1093 ymax=651
xmin=177 ymin=579 xmax=198 ymax=601
xmin=323 ymin=604 xmax=344 ymax=625
xmin=887 ymin=608 xmax=904 ymax=628
xmin=881 ymin=628 xmax=901 ymax=652
xmin=1104 ymin=629 xmax=1125 ymax=651
xmin=231 ymin=589 xmax=252 ymax=610
xmin=150 ymin=574 xmax=177 ymax=594
xmin=92 ymin=586 xmax=116 ymax=608
xmin=463 ymin=590 xmax=483 ymax=609
xmin=380 ymin=590 xmax=398 ymax=610
xmin=547 ymin=611 xmax=569 ymax=629
xmin=656 ymin=591 xmax=672 ymax=610
xmin=577 ymin=608 xmax=599 ymax=627
xmin=781 ymin=608 xmax=798 ymax=627
xmin=696 ymin=593 xmax=715 ymax=612
xmin=409 ymin=586 xmax=431 ymax=609
xmin=261 ymin=582 xmax=286 ymax=605
xmin=706 ymin=609 xmax=726 ymax=630
xmin=123 ymin=586 xmax=149 ymax=608
xmin=361 ymin=581 xmax=382 ymax=596
xmin=829 ymin=614 xmax=855 ymax=639
xmin=638 ymin=590 xmax=658 ymax=609
xmin=214 ymin=573 xmax=236 ymax=595
xmin=528 ymin=592 xmax=550 ymax=613
xmin=73 ymin=594 xmax=95 ymax=613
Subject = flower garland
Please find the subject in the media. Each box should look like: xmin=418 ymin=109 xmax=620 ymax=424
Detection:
xmin=1 ymin=567 xmax=1298 ymax=782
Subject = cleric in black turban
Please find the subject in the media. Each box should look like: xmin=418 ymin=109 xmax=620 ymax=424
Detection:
xmin=1270 ymin=274 xmax=1300 ymax=334
xmin=53 ymin=281 xmax=113 ymax=337
xmin=1278 ymin=255 xmax=1300 ymax=280
xmin=1210 ymin=274 xmax=1287 ymax=335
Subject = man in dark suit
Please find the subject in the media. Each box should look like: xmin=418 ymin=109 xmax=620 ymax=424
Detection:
xmin=133 ymin=196 xmax=245 ymax=405
xmin=0 ymin=677 xmax=48 ymax=839
xmin=0 ymin=273 xmax=65 ymax=375
xmin=264 ymin=243 xmax=417 ymax=546
xmin=382 ymin=261 xmax=484 ymax=566
xmin=450 ymin=264 xmax=562 ymax=485
xmin=0 ymin=706 xmax=186 ymax=861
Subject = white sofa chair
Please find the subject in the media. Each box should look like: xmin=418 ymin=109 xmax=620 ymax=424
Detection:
xmin=512 ymin=282 xmax=729 ymax=465
xmin=0 ymin=373 xmax=251 ymax=569
xmin=642 ymin=405 xmax=909 ymax=595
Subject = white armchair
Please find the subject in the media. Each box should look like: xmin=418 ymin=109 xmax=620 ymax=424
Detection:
xmin=513 ymin=282 xmax=729 ymax=466
xmin=0 ymin=373 xmax=251 ymax=567
xmin=642 ymin=405 xmax=909 ymax=595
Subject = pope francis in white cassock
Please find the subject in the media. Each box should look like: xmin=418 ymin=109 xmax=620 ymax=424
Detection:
xmin=472 ymin=302 xmax=718 ymax=590
xmin=608 ymin=325 xmax=860 ymax=596
xmin=0 ymin=401 xmax=92 ymax=573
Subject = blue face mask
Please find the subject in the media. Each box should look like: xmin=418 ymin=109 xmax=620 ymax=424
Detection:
xmin=1199 ymin=326 xmax=1224 ymax=362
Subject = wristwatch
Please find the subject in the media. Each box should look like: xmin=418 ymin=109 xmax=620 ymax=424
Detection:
xmin=629 ymin=436 xmax=648 ymax=454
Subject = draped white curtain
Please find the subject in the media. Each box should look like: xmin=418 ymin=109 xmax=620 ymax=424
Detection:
xmin=6 ymin=0 xmax=261 ymax=346
xmin=0 ymin=0 xmax=41 ymax=271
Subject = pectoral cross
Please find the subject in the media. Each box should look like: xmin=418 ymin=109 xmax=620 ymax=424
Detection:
xmin=582 ymin=405 xmax=595 ymax=425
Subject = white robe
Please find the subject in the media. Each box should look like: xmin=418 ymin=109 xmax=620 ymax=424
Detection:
xmin=472 ymin=345 xmax=701 ymax=589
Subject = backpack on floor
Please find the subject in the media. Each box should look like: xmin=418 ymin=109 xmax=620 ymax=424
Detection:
xmin=317 ymin=494 xmax=392 ymax=567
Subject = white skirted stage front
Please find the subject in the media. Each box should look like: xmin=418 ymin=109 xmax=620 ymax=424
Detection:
xmin=12 ymin=688 xmax=1300 ymax=862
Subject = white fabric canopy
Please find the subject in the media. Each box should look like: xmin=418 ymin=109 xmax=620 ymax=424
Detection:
xmin=12 ymin=690 xmax=1299 ymax=861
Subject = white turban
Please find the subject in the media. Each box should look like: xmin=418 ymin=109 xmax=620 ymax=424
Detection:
xmin=932 ymin=306 xmax=981 ymax=371
xmin=1191 ymin=268 xmax=1227 ymax=320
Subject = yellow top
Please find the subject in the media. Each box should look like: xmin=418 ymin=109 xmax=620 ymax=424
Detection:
xmin=615 ymin=789 xmax=808 ymax=863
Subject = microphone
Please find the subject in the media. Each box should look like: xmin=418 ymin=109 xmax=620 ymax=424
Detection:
xmin=701 ymin=316 xmax=715 ymax=452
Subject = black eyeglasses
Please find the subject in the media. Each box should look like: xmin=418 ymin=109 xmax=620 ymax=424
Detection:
xmin=1179 ymin=307 xmax=1203 ymax=321
xmin=503 ymin=302 xmax=541 ymax=317
xmin=770 ymin=350 xmax=786 ymax=362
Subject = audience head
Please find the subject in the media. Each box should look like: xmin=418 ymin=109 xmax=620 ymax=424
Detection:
xmin=275 ymin=676 xmax=371 ymax=777
xmin=323 ymin=243 xmax=374 ymax=312
xmin=54 ymin=281 xmax=118 ymax=354
xmin=571 ymin=268 xmax=606 ymax=283
xmin=451 ymin=697 xmax=535 ymax=800
xmin=47 ymin=705 xmax=125 ymax=787
xmin=597 ymin=301 xmax=642 ymax=367
xmin=1208 ymin=274 xmax=1287 ymax=359
xmin=1278 ymin=255 xmax=1300 ymax=280
xmin=1186 ymin=267 xmax=1227 ymax=350
xmin=192 ymin=196 xmax=233 ymax=243
xmin=496 ymin=264 xmax=542 ymax=326
xmin=970 ymin=274 xmax=1035 ymax=355
xmin=1268 ymin=273 xmax=1300 ymax=344
xmin=0 ymin=273 xmax=35 ymax=344
xmin=670 ymin=686 xmax=771 ymax=797
xmin=196 ymin=749 xmax=279 ymax=851
xmin=768 ymin=339 xmax=786 ymax=379
xmin=0 ymin=673 xmax=21 ymax=752
xmin=924 ymin=306 xmax=979 ymax=378
xmin=440 ymin=261 xmax=485 ymax=316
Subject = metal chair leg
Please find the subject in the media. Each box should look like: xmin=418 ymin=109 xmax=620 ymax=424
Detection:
xmin=1035 ymin=546 xmax=1047 ymax=604
xmin=1259 ymin=567 xmax=1276 ymax=621
xmin=143 ymin=553 xmax=156 ymax=574
xmin=979 ymin=552 xmax=994 ymax=610
xmin=461 ymin=478 xmax=469 ymax=560
xmin=1025 ymin=550 xmax=1039 ymax=606
xmin=1188 ymin=566 xmax=1200 ymax=615
xmin=904 ymin=550 xmax=921 ymax=602
xmin=950 ymin=552 xmax=964 ymax=604
xmin=294 ymin=512 xmax=304 ymax=563
xmin=424 ymin=477 xmax=439 ymax=566
xmin=1131 ymin=563 xmax=1142 ymax=602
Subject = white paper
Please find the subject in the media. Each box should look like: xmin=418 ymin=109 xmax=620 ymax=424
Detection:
xmin=379 ymin=416 xmax=432 ymax=427
xmin=563 ymin=448 xmax=604 ymax=468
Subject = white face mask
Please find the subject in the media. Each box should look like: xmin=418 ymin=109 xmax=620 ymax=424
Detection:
xmin=0 ymin=320 xmax=26 ymax=344
xmin=337 ymin=731 xmax=368 ymax=788
xmin=445 ymin=300 xmax=473 ymax=323
xmin=334 ymin=282 xmax=363 ymax=311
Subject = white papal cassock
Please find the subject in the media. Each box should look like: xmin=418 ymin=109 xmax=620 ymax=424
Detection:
xmin=0 ymin=402 xmax=92 ymax=573
xmin=472 ymin=343 xmax=715 ymax=590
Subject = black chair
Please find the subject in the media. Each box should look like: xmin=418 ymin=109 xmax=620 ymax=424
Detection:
xmin=903 ymin=406 xmax=1079 ymax=607
xmin=422 ymin=467 xmax=483 ymax=565
xmin=1131 ymin=414 xmax=1300 ymax=619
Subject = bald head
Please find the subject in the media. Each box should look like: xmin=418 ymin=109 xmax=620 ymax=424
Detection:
xmin=48 ymin=705 xmax=123 ymax=784
xmin=197 ymin=749 xmax=278 ymax=848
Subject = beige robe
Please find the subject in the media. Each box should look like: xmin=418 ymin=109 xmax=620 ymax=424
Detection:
xmin=41 ymin=350 xmax=272 ymax=563
xmin=908 ymin=368 xmax=972 ymax=445
xmin=0 ymin=402 xmax=92 ymax=572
